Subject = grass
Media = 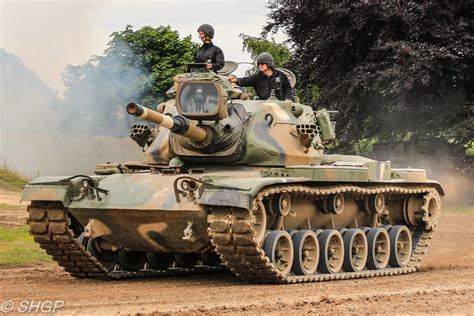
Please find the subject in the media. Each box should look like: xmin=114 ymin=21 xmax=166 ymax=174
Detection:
xmin=0 ymin=203 xmax=18 ymax=209
xmin=0 ymin=226 xmax=52 ymax=267
xmin=0 ymin=166 xmax=30 ymax=192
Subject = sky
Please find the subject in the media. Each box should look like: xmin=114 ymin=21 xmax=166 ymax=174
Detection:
xmin=0 ymin=0 xmax=285 ymax=93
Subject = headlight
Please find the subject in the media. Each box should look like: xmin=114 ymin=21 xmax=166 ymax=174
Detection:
xmin=176 ymin=81 xmax=227 ymax=120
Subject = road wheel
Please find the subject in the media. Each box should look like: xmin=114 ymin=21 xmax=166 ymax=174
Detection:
xmin=318 ymin=229 xmax=344 ymax=274
xmin=292 ymin=230 xmax=319 ymax=275
xmin=287 ymin=229 xmax=299 ymax=238
xmin=366 ymin=227 xmax=390 ymax=270
xmin=389 ymin=225 xmax=412 ymax=267
xmin=264 ymin=230 xmax=294 ymax=276
xmin=343 ymin=228 xmax=368 ymax=272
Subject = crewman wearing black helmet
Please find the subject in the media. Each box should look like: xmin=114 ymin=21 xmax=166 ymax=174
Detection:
xmin=195 ymin=24 xmax=225 ymax=72
xmin=228 ymin=52 xmax=292 ymax=101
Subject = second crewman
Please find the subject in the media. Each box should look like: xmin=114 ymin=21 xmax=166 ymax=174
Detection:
xmin=228 ymin=52 xmax=292 ymax=101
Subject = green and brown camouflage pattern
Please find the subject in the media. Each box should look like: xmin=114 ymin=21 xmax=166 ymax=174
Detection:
xmin=21 ymin=68 xmax=444 ymax=277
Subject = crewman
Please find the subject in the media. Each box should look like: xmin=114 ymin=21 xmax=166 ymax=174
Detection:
xmin=195 ymin=24 xmax=225 ymax=72
xmin=228 ymin=52 xmax=292 ymax=101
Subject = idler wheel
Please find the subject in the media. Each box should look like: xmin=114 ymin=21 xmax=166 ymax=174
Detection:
xmin=404 ymin=191 xmax=441 ymax=230
xmin=118 ymin=250 xmax=146 ymax=271
xmin=86 ymin=238 xmax=117 ymax=271
xmin=342 ymin=228 xmax=368 ymax=272
xmin=146 ymin=252 xmax=175 ymax=270
xmin=292 ymin=230 xmax=319 ymax=275
xmin=175 ymin=253 xmax=200 ymax=268
xmin=318 ymin=229 xmax=344 ymax=274
xmin=389 ymin=225 xmax=412 ymax=267
xmin=254 ymin=201 xmax=268 ymax=245
xmin=264 ymin=230 xmax=294 ymax=276
xmin=264 ymin=230 xmax=272 ymax=241
xmin=366 ymin=227 xmax=390 ymax=270
xmin=403 ymin=195 xmax=424 ymax=226
xmin=422 ymin=190 xmax=442 ymax=230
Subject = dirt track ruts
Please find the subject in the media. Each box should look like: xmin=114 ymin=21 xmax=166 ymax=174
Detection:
xmin=0 ymin=188 xmax=473 ymax=314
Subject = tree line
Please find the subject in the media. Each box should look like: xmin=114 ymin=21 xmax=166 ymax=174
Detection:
xmin=61 ymin=1 xmax=473 ymax=158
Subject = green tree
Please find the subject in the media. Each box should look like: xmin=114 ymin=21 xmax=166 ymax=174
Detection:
xmin=106 ymin=25 xmax=198 ymax=105
xmin=239 ymin=33 xmax=291 ymax=71
xmin=265 ymin=1 xmax=473 ymax=153
xmin=61 ymin=25 xmax=198 ymax=136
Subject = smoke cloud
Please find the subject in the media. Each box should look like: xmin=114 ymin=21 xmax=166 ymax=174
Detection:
xmin=0 ymin=48 xmax=142 ymax=177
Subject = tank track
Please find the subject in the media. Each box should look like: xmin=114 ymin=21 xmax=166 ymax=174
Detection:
xmin=208 ymin=184 xmax=439 ymax=284
xmin=27 ymin=202 xmax=223 ymax=279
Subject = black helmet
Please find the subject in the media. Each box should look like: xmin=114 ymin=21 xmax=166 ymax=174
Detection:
xmin=197 ymin=24 xmax=214 ymax=39
xmin=256 ymin=52 xmax=274 ymax=67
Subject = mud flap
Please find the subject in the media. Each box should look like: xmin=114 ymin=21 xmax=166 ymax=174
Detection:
xmin=21 ymin=185 xmax=71 ymax=207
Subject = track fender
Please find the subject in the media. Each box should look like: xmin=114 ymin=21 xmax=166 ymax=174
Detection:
xmin=199 ymin=177 xmax=310 ymax=209
xmin=21 ymin=176 xmax=74 ymax=207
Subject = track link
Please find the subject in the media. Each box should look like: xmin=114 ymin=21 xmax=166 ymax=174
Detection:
xmin=208 ymin=184 xmax=439 ymax=284
xmin=27 ymin=201 xmax=223 ymax=280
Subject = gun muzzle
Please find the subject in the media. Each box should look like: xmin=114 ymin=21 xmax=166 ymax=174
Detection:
xmin=127 ymin=103 xmax=207 ymax=143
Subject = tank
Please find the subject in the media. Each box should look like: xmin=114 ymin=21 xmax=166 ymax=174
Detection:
xmin=21 ymin=63 xmax=443 ymax=283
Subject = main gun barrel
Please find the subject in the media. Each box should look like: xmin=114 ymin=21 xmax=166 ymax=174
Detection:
xmin=126 ymin=103 xmax=207 ymax=143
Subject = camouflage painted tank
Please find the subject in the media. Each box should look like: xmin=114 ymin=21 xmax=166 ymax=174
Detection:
xmin=22 ymin=63 xmax=443 ymax=283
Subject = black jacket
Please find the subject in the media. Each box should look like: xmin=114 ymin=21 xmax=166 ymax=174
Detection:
xmin=237 ymin=69 xmax=293 ymax=101
xmin=195 ymin=42 xmax=225 ymax=72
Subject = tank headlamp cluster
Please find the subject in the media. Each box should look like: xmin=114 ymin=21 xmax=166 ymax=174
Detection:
xmin=176 ymin=81 xmax=227 ymax=120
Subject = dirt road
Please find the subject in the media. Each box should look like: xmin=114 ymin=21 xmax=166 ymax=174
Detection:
xmin=0 ymin=189 xmax=473 ymax=314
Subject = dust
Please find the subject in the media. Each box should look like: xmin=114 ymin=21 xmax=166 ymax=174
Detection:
xmin=1 ymin=134 xmax=142 ymax=177
xmin=415 ymin=159 xmax=473 ymax=207
xmin=373 ymin=141 xmax=473 ymax=207
xmin=437 ymin=172 xmax=473 ymax=207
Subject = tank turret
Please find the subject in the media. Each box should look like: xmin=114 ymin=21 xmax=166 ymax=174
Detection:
xmin=126 ymin=71 xmax=334 ymax=166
